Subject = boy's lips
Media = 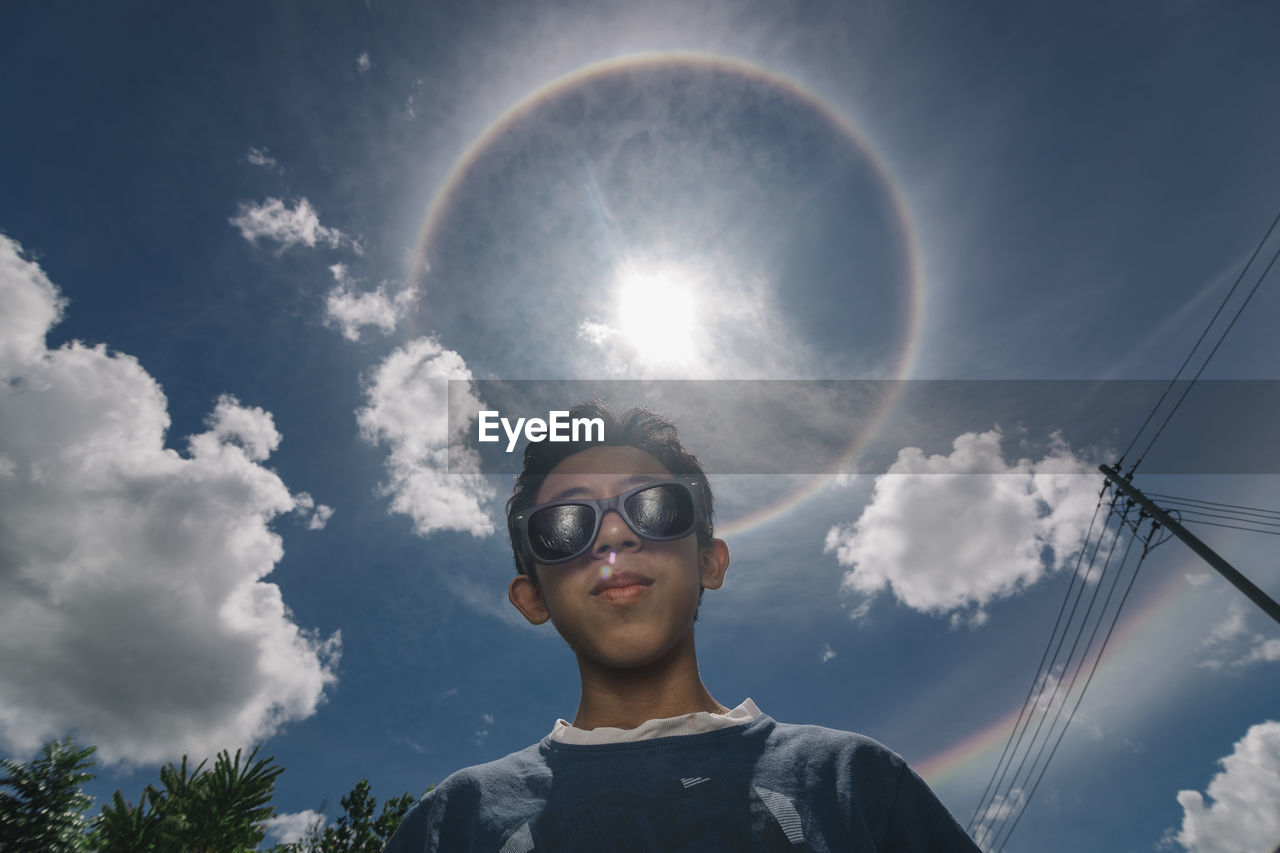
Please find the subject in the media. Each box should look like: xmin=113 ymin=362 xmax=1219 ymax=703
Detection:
xmin=591 ymin=570 xmax=654 ymax=596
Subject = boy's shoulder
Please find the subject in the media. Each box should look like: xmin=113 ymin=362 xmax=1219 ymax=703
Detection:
xmin=428 ymin=739 xmax=550 ymax=799
xmin=763 ymin=718 xmax=910 ymax=775
xmin=385 ymin=742 xmax=548 ymax=852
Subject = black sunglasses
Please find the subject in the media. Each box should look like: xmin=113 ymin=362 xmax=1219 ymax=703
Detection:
xmin=510 ymin=478 xmax=707 ymax=570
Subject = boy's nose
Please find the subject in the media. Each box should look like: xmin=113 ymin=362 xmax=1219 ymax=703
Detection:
xmin=592 ymin=509 xmax=639 ymax=556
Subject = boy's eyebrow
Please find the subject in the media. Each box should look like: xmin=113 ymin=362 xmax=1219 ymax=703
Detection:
xmin=544 ymin=474 xmax=662 ymax=503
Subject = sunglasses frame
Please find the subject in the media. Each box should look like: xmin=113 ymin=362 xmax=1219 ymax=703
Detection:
xmin=510 ymin=477 xmax=708 ymax=572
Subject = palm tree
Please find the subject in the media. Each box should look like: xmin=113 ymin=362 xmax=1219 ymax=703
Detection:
xmin=95 ymin=746 xmax=283 ymax=852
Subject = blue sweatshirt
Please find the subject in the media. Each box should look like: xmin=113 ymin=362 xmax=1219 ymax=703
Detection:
xmin=384 ymin=713 xmax=981 ymax=852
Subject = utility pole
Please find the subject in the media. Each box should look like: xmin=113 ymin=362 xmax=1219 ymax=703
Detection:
xmin=1099 ymin=465 xmax=1280 ymax=626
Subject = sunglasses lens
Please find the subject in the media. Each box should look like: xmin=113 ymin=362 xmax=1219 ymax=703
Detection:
xmin=527 ymin=504 xmax=595 ymax=563
xmin=625 ymin=483 xmax=696 ymax=538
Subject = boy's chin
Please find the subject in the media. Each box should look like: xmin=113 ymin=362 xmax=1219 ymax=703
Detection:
xmin=572 ymin=629 xmax=693 ymax=672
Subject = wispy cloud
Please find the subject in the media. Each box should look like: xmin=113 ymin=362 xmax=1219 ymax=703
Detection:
xmin=356 ymin=52 xmax=371 ymax=73
xmin=356 ymin=337 xmax=495 ymax=537
xmin=824 ymin=430 xmax=1101 ymax=625
xmin=229 ymin=197 xmax=351 ymax=251
xmin=246 ymin=146 xmax=279 ymax=170
xmin=1167 ymin=720 xmax=1280 ymax=852
xmin=819 ymin=643 xmax=836 ymax=663
xmin=1198 ymin=602 xmax=1280 ymax=670
xmin=972 ymin=788 xmax=1026 ymax=851
xmin=324 ymin=263 xmax=418 ymax=341
xmin=0 ymin=236 xmax=339 ymax=764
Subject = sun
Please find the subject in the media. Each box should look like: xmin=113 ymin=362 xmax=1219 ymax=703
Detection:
xmin=614 ymin=263 xmax=701 ymax=367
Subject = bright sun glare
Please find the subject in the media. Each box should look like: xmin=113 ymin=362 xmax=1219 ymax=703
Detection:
xmin=615 ymin=264 xmax=700 ymax=366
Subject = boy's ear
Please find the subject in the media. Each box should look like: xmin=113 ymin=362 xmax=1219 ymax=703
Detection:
xmin=698 ymin=538 xmax=730 ymax=591
xmin=509 ymin=574 xmax=551 ymax=625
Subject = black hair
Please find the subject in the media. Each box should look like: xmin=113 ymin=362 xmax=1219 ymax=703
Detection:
xmin=505 ymin=400 xmax=716 ymax=584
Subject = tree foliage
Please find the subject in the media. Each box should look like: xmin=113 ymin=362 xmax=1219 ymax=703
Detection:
xmin=95 ymin=746 xmax=283 ymax=853
xmin=0 ymin=736 xmax=97 ymax=853
xmin=271 ymin=779 xmax=426 ymax=853
xmin=2 ymin=737 xmax=422 ymax=852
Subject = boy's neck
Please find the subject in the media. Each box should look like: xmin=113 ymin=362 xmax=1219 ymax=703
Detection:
xmin=570 ymin=634 xmax=727 ymax=731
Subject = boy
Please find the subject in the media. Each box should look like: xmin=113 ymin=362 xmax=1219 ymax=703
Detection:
xmin=385 ymin=402 xmax=981 ymax=851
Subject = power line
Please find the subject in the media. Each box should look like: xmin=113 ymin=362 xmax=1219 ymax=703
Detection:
xmin=992 ymin=517 xmax=1156 ymax=852
xmin=1133 ymin=240 xmax=1280 ymax=469
xmin=1167 ymin=508 xmax=1280 ymax=530
xmin=970 ymin=492 xmax=1133 ymax=844
xmin=1117 ymin=209 xmax=1280 ymax=475
xmin=1144 ymin=491 xmax=1280 ymax=520
xmin=977 ymin=209 xmax=1280 ymax=847
xmin=980 ymin=502 xmax=1137 ymax=850
xmin=1179 ymin=518 xmax=1280 ymax=537
xmin=965 ymin=484 xmax=1110 ymax=834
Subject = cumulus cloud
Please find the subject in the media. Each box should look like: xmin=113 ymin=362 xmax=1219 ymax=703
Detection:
xmin=324 ymin=263 xmax=418 ymax=341
xmin=819 ymin=643 xmax=836 ymax=663
xmin=356 ymin=337 xmax=495 ymax=537
xmin=246 ymin=147 xmax=279 ymax=170
xmin=292 ymin=491 xmax=335 ymax=531
xmin=229 ymin=197 xmax=350 ymax=251
xmin=265 ymin=809 xmax=326 ymax=845
xmin=356 ymin=52 xmax=371 ymax=73
xmin=824 ymin=430 xmax=1101 ymax=624
xmin=1169 ymin=720 xmax=1280 ymax=853
xmin=0 ymin=235 xmax=339 ymax=765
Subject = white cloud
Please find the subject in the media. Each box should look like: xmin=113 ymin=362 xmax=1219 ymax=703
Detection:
xmin=482 ymin=713 xmax=494 ymax=725
xmin=1248 ymin=639 xmax=1280 ymax=664
xmin=307 ymin=504 xmax=335 ymax=531
xmin=1030 ymin=666 xmax=1064 ymax=713
xmin=246 ymin=147 xmax=279 ymax=170
xmin=819 ymin=643 xmax=836 ymax=663
xmin=324 ymin=263 xmax=418 ymax=341
xmin=576 ymin=319 xmax=618 ymax=348
xmin=972 ymin=787 xmax=1026 ymax=851
xmin=1170 ymin=720 xmax=1280 ymax=853
xmin=198 ymin=393 xmax=281 ymax=461
xmin=229 ymin=197 xmax=349 ymax=250
xmin=356 ymin=337 xmax=495 ymax=537
xmin=356 ymin=52 xmax=371 ymax=73
xmin=404 ymin=78 xmax=422 ymax=119
xmin=832 ymin=469 xmax=862 ymax=489
xmin=292 ymin=491 xmax=335 ymax=531
xmin=0 ymin=236 xmax=66 ymax=366
xmin=1199 ymin=602 xmax=1280 ymax=670
xmin=824 ymin=430 xmax=1101 ymax=624
xmin=0 ymin=236 xmax=339 ymax=765
xmin=265 ymin=809 xmax=326 ymax=845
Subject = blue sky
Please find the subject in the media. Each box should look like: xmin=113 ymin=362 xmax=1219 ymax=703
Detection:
xmin=2 ymin=2 xmax=1279 ymax=850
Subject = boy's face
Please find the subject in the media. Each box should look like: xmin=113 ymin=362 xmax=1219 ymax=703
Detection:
xmin=508 ymin=445 xmax=729 ymax=670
